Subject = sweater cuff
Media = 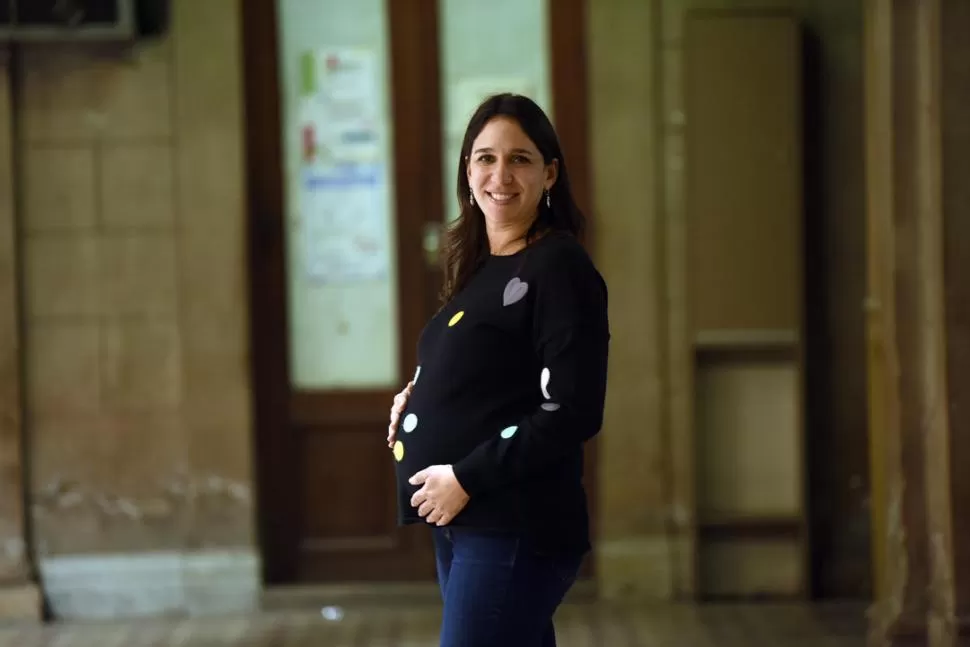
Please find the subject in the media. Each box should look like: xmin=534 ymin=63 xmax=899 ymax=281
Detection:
xmin=452 ymin=452 xmax=493 ymax=497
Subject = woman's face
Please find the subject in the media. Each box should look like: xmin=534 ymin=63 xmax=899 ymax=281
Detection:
xmin=466 ymin=116 xmax=557 ymax=230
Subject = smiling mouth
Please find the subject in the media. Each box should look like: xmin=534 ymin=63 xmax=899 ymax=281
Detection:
xmin=486 ymin=191 xmax=518 ymax=204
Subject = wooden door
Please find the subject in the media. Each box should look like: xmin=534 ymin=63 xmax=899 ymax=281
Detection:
xmin=244 ymin=0 xmax=593 ymax=585
xmin=243 ymin=0 xmax=443 ymax=583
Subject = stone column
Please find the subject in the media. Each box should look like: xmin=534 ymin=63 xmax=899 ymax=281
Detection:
xmin=588 ymin=0 xmax=674 ymax=600
xmin=864 ymin=0 xmax=956 ymax=645
xmin=941 ymin=0 xmax=970 ymax=635
xmin=0 ymin=50 xmax=42 ymax=621
xmin=172 ymin=0 xmax=259 ymax=612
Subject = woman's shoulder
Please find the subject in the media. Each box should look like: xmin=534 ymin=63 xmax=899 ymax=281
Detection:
xmin=524 ymin=232 xmax=609 ymax=332
xmin=528 ymin=232 xmax=602 ymax=279
xmin=519 ymin=232 xmax=607 ymax=306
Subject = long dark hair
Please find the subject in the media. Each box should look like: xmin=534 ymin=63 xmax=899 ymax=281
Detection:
xmin=439 ymin=93 xmax=586 ymax=304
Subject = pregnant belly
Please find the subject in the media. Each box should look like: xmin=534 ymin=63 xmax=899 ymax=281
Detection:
xmin=393 ymin=416 xmax=477 ymax=477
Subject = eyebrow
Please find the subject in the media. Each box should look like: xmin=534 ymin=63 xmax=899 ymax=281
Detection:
xmin=471 ymin=147 xmax=535 ymax=156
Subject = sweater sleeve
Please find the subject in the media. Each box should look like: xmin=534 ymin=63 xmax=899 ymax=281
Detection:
xmin=452 ymin=245 xmax=610 ymax=496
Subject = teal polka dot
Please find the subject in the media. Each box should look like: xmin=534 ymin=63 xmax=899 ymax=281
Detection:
xmin=500 ymin=426 xmax=518 ymax=439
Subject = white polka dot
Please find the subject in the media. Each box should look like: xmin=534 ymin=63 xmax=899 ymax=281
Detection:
xmin=413 ymin=366 xmax=421 ymax=384
xmin=541 ymin=403 xmax=561 ymax=412
xmin=540 ymin=368 xmax=551 ymax=399
xmin=500 ymin=426 xmax=518 ymax=439
xmin=403 ymin=414 xmax=418 ymax=433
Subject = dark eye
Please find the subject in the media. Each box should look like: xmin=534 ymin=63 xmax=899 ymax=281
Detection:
xmin=512 ymin=155 xmax=530 ymax=163
xmin=476 ymin=154 xmax=495 ymax=164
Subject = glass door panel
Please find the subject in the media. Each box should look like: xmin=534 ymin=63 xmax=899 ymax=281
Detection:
xmin=278 ymin=0 xmax=399 ymax=389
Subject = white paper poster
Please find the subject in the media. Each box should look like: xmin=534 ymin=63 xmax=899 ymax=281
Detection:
xmin=297 ymin=47 xmax=390 ymax=283
xmin=302 ymin=164 xmax=388 ymax=283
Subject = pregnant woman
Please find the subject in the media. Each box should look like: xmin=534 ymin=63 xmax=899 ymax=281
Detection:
xmin=386 ymin=92 xmax=610 ymax=647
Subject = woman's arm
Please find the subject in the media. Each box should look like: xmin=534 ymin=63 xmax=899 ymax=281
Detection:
xmin=452 ymin=245 xmax=610 ymax=496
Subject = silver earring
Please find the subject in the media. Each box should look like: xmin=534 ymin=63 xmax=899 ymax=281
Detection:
xmin=545 ymin=189 xmax=551 ymax=208
xmin=469 ymin=188 xmax=475 ymax=205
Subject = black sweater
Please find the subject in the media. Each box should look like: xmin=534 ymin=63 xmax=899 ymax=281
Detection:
xmin=392 ymin=232 xmax=610 ymax=554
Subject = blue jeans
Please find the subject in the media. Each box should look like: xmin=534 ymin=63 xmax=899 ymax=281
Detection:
xmin=432 ymin=527 xmax=583 ymax=647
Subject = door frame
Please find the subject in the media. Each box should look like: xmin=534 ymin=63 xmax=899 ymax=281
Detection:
xmin=548 ymin=0 xmax=597 ymax=561
xmin=242 ymin=0 xmax=593 ymax=585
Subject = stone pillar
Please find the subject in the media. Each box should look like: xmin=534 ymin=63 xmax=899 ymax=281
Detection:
xmin=940 ymin=0 xmax=970 ymax=635
xmin=864 ymin=0 xmax=956 ymax=644
xmin=0 ymin=50 xmax=42 ymax=621
xmin=171 ymin=0 xmax=259 ymax=612
xmin=588 ymin=1 xmax=674 ymax=600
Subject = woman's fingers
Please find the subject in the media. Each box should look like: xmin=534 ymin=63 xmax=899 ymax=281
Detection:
xmin=386 ymin=381 xmax=415 ymax=448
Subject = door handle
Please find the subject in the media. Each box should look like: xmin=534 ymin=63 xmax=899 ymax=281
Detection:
xmin=422 ymin=221 xmax=442 ymax=269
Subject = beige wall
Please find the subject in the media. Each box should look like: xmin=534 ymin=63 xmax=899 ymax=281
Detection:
xmin=19 ymin=1 xmax=251 ymax=557
xmin=0 ymin=1 xmax=256 ymax=618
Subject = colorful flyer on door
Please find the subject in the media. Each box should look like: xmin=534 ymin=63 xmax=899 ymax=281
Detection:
xmin=298 ymin=47 xmax=382 ymax=166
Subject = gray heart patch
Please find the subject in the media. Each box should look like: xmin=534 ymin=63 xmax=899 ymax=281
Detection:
xmin=503 ymin=278 xmax=529 ymax=306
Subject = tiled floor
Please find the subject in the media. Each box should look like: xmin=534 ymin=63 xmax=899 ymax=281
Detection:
xmin=0 ymin=602 xmax=866 ymax=646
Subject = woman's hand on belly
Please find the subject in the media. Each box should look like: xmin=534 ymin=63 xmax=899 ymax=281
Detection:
xmin=387 ymin=381 xmax=414 ymax=448
xmin=409 ymin=465 xmax=470 ymax=526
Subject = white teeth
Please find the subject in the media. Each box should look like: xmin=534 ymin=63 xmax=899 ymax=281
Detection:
xmin=488 ymin=192 xmax=516 ymax=201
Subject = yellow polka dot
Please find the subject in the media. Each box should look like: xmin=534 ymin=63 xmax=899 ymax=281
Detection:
xmin=393 ymin=440 xmax=405 ymax=462
xmin=448 ymin=311 xmax=465 ymax=327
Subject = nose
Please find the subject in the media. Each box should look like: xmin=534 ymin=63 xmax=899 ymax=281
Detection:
xmin=496 ymin=161 xmax=513 ymax=184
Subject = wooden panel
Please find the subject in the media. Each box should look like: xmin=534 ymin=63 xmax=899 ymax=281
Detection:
xmin=695 ymin=356 xmax=801 ymax=519
xmin=685 ymin=12 xmax=806 ymax=600
xmin=699 ymin=539 xmax=804 ymax=599
xmin=301 ymin=427 xmax=397 ymax=540
xmin=291 ymin=391 xmax=395 ymax=427
xmin=693 ymin=350 xmax=806 ymax=598
xmin=297 ymin=423 xmax=429 ymax=582
xmin=685 ymin=13 xmax=802 ymax=333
